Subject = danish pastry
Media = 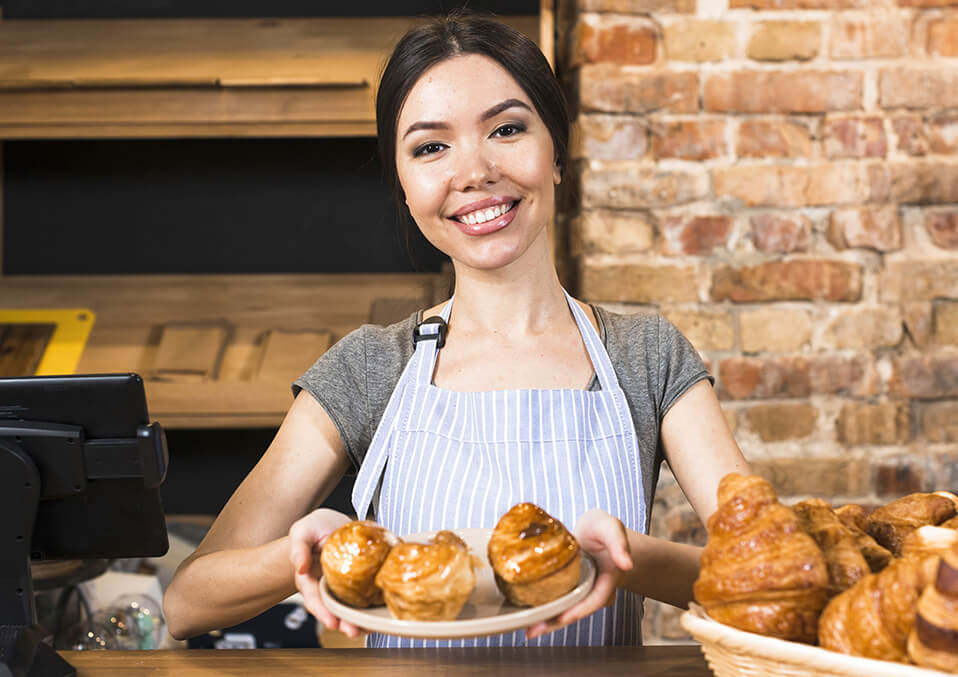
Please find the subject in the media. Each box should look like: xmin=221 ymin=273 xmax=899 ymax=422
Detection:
xmin=320 ymin=520 xmax=399 ymax=608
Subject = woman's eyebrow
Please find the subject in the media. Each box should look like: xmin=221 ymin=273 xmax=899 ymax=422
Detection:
xmin=402 ymin=98 xmax=533 ymax=140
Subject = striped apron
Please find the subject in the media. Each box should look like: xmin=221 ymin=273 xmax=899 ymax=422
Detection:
xmin=352 ymin=291 xmax=646 ymax=647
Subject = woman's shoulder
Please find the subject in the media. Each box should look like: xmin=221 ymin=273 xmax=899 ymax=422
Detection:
xmin=592 ymin=304 xmax=663 ymax=343
xmin=337 ymin=312 xmax=419 ymax=365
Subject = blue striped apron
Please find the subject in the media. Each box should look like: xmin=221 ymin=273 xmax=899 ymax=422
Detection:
xmin=352 ymin=291 xmax=646 ymax=647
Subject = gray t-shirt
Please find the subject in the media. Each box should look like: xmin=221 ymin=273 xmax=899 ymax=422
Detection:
xmin=294 ymin=305 xmax=711 ymax=529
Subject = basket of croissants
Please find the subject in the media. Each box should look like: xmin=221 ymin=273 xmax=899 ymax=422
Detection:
xmin=680 ymin=472 xmax=958 ymax=677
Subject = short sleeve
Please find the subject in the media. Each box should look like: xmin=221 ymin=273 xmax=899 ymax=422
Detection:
xmin=656 ymin=315 xmax=714 ymax=421
xmin=293 ymin=326 xmax=369 ymax=472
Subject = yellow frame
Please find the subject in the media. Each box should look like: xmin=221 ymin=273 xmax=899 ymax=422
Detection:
xmin=0 ymin=309 xmax=95 ymax=375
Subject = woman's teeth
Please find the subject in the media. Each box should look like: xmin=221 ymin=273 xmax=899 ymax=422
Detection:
xmin=456 ymin=202 xmax=515 ymax=225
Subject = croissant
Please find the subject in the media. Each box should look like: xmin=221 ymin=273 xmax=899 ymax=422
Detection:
xmin=902 ymin=526 xmax=958 ymax=560
xmin=792 ymin=499 xmax=870 ymax=596
xmin=834 ymin=504 xmax=869 ymax=532
xmin=865 ymin=493 xmax=958 ymax=557
xmin=819 ymin=553 xmax=940 ymax=662
xmin=908 ymin=541 xmax=958 ymax=672
xmin=694 ymin=474 xmax=829 ymax=643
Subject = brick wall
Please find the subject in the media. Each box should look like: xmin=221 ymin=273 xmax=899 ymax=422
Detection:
xmin=557 ymin=0 xmax=958 ymax=644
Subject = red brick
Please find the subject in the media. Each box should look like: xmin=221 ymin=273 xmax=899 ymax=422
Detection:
xmin=718 ymin=356 xmax=811 ymax=399
xmin=926 ymin=211 xmax=958 ymax=249
xmin=934 ymin=301 xmax=958 ymax=345
xmin=836 ymin=402 xmax=911 ymax=445
xmin=713 ymin=164 xmax=869 ymax=207
xmin=929 ymin=16 xmax=958 ymax=56
xmin=660 ymin=215 xmax=733 ymax=255
xmin=731 ymin=0 xmax=870 ymax=7
xmin=869 ymin=162 xmax=958 ymax=204
xmin=581 ymin=165 xmax=709 ymax=209
xmin=740 ymin=308 xmax=813 ymax=353
xmin=822 ymin=306 xmax=904 ymax=350
xmin=829 ymin=16 xmax=909 ymax=59
xmin=579 ymin=64 xmax=698 ymax=114
xmin=574 ymin=15 xmax=657 ymax=66
xmin=904 ymin=302 xmax=933 ymax=347
xmin=898 ymin=0 xmax=958 ymax=7
xmin=580 ymin=261 xmax=700 ymax=303
xmin=573 ymin=114 xmax=649 ymax=161
xmin=578 ymin=0 xmax=696 ymax=11
xmin=736 ymin=119 xmax=814 ymax=158
xmin=573 ymin=209 xmax=655 ymax=255
xmin=750 ymin=213 xmax=812 ymax=254
xmin=824 ymin=115 xmax=887 ymax=159
xmin=750 ymin=458 xmax=871 ymax=498
xmin=928 ymin=114 xmax=958 ymax=154
xmin=651 ymin=120 xmax=728 ymax=160
xmin=890 ymin=351 xmax=958 ymax=398
xmin=748 ymin=21 xmax=821 ymax=61
xmin=874 ymin=457 xmax=934 ymax=498
xmin=745 ymin=403 xmax=818 ymax=441
xmin=664 ymin=19 xmax=738 ymax=62
xmin=883 ymin=261 xmax=958 ymax=302
xmin=827 ymin=205 xmax=902 ymax=252
xmin=705 ymin=71 xmax=862 ymax=113
xmin=880 ymin=68 xmax=958 ymax=108
xmin=712 ymin=260 xmax=863 ymax=302
xmin=809 ymin=354 xmax=879 ymax=397
xmin=922 ymin=402 xmax=958 ymax=442
xmin=891 ymin=115 xmax=928 ymax=156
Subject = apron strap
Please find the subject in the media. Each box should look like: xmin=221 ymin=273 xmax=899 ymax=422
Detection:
xmin=563 ymin=290 xmax=624 ymax=393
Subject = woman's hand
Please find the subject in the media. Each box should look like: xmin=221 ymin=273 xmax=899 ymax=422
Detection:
xmin=288 ymin=508 xmax=369 ymax=638
xmin=525 ymin=509 xmax=633 ymax=640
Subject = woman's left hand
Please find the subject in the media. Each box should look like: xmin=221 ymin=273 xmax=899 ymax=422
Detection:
xmin=525 ymin=509 xmax=633 ymax=640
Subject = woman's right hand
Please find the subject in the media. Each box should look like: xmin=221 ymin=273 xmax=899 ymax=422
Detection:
xmin=288 ymin=508 xmax=368 ymax=638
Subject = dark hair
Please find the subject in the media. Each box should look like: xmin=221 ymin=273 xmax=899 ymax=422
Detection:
xmin=376 ymin=11 xmax=570 ymax=236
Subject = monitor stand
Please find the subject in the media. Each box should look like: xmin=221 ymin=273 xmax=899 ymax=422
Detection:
xmin=0 ymin=440 xmax=75 ymax=677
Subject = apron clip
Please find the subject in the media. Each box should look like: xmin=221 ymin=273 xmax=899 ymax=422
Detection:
xmin=413 ymin=316 xmax=447 ymax=349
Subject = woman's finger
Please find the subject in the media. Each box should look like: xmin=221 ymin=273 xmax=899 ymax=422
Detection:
xmin=557 ymin=571 xmax=618 ymax=625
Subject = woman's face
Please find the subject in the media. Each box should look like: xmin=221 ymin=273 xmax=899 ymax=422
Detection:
xmin=395 ymin=53 xmax=560 ymax=273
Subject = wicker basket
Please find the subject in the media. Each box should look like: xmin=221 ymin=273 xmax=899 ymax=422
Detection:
xmin=680 ymin=605 xmax=953 ymax=677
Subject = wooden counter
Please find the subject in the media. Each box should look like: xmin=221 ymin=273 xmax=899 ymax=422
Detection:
xmin=61 ymin=645 xmax=712 ymax=676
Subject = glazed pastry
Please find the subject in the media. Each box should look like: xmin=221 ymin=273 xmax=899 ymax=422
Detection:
xmin=901 ymin=526 xmax=958 ymax=560
xmin=908 ymin=541 xmax=958 ymax=672
xmin=819 ymin=553 xmax=941 ymax=662
xmin=941 ymin=515 xmax=958 ymax=530
xmin=834 ymin=503 xmax=869 ymax=532
xmin=865 ymin=493 xmax=958 ymax=557
xmin=374 ymin=531 xmax=477 ymax=620
xmin=320 ymin=520 xmax=399 ymax=608
xmin=693 ymin=474 xmax=829 ymax=644
xmin=488 ymin=503 xmax=581 ymax=607
xmin=792 ymin=499 xmax=870 ymax=596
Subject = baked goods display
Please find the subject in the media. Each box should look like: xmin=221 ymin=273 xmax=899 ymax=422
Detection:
xmin=374 ymin=531 xmax=478 ymax=621
xmin=319 ymin=504 xmax=583 ymax=622
xmin=693 ymin=474 xmax=829 ymax=643
xmin=487 ymin=503 xmax=582 ymax=607
xmin=319 ymin=520 xmax=399 ymax=608
xmin=692 ymin=473 xmax=958 ymax=673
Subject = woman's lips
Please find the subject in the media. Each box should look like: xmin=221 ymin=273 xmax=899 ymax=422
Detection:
xmin=449 ymin=201 xmax=518 ymax=236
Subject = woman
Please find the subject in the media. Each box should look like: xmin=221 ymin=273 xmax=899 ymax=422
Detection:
xmin=163 ymin=12 xmax=749 ymax=647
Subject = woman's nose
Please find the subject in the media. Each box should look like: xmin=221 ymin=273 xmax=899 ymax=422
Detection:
xmin=451 ymin=145 xmax=500 ymax=191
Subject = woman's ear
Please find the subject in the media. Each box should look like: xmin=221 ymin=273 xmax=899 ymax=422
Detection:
xmin=553 ymin=161 xmax=561 ymax=185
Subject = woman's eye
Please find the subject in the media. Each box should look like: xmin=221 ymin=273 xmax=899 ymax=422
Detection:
xmin=414 ymin=142 xmax=447 ymax=157
xmin=493 ymin=123 xmax=525 ymax=138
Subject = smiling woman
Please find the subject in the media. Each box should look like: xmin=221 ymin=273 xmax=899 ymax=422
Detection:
xmin=162 ymin=11 xmax=750 ymax=652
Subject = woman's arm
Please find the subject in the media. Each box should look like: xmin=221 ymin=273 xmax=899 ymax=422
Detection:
xmin=163 ymin=391 xmax=351 ymax=640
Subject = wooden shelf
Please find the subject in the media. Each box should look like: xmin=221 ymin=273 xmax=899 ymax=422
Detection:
xmin=0 ymin=273 xmax=446 ymax=428
xmin=0 ymin=15 xmax=543 ymax=139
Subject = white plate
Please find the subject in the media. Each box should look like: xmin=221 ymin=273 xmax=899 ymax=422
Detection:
xmin=319 ymin=527 xmax=596 ymax=640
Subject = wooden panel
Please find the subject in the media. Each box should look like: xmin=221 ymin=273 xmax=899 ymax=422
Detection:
xmin=369 ymin=297 xmax=428 ymax=326
xmin=256 ymin=329 xmax=332 ymax=384
xmin=152 ymin=322 xmax=229 ymax=381
xmin=0 ymin=323 xmax=54 ymax=376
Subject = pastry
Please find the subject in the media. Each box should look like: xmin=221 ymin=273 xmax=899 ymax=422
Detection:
xmin=374 ymin=531 xmax=477 ymax=620
xmin=834 ymin=504 xmax=869 ymax=532
xmin=819 ymin=553 xmax=941 ymax=662
xmin=487 ymin=503 xmax=581 ymax=607
xmin=693 ymin=474 xmax=829 ymax=644
xmin=901 ymin=526 xmax=958 ymax=560
xmin=319 ymin=520 xmax=399 ymax=608
xmin=792 ymin=498 xmax=870 ymax=596
xmin=865 ymin=492 xmax=958 ymax=557
xmin=908 ymin=541 xmax=958 ymax=672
